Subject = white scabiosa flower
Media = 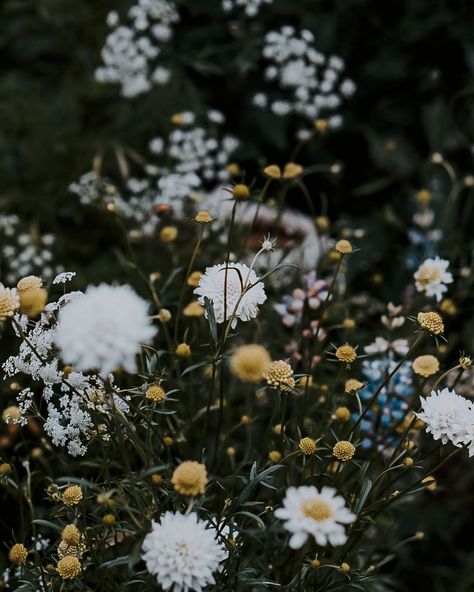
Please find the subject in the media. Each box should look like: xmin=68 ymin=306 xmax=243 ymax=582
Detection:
xmin=194 ymin=262 xmax=267 ymax=328
xmin=142 ymin=512 xmax=228 ymax=592
xmin=414 ymin=256 xmax=453 ymax=302
xmin=275 ymin=486 xmax=356 ymax=548
xmin=417 ymin=388 xmax=473 ymax=449
xmin=54 ymin=284 xmax=156 ymax=376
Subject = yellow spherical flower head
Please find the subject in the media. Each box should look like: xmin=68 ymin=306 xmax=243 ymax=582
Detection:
xmin=9 ymin=543 xmax=28 ymax=565
xmin=333 ymin=406 xmax=351 ymax=421
xmin=263 ymin=164 xmax=281 ymax=179
xmin=57 ymin=556 xmax=81 ymax=580
xmin=232 ymin=183 xmax=250 ymax=200
xmin=160 ymin=226 xmax=178 ymax=242
xmin=62 ymin=485 xmax=83 ymax=506
xmin=0 ymin=285 xmax=20 ymax=322
xmin=62 ymin=525 xmax=81 ymax=546
xmin=102 ymin=513 xmax=116 ymax=526
xmin=315 ymin=216 xmax=330 ymax=232
xmin=0 ymin=462 xmax=12 ymax=474
xmin=187 ymin=271 xmax=202 ymax=288
xmin=314 ymin=118 xmax=328 ymax=133
xmin=230 ymin=344 xmax=271 ymax=383
xmin=262 ymin=360 xmax=295 ymax=392
xmin=183 ymin=301 xmax=205 ymax=317
xmin=145 ymin=384 xmax=166 ymax=402
xmin=335 ymin=344 xmax=358 ymax=364
xmin=175 ymin=343 xmax=191 ymax=357
xmin=417 ymin=311 xmax=444 ymax=335
xmin=412 ymin=355 xmax=439 ymax=378
xmin=17 ymin=276 xmax=47 ymax=317
xmin=440 ymin=298 xmax=457 ymax=315
xmin=283 ymin=162 xmax=304 ymax=179
xmin=57 ymin=539 xmax=86 ymax=559
xmin=194 ymin=211 xmax=213 ymax=224
xmin=171 ymin=461 xmax=207 ymax=497
xmin=227 ymin=162 xmax=240 ymax=177
xmin=415 ymin=189 xmax=431 ymax=205
xmin=335 ymin=239 xmax=353 ymax=255
xmin=268 ymin=450 xmax=282 ymax=462
xmin=344 ymin=378 xmax=363 ymax=394
xmin=332 ymin=441 xmax=355 ymax=461
xmin=422 ymin=475 xmax=437 ymax=492
xmin=158 ymin=308 xmax=172 ymax=323
xmin=459 ymin=355 xmax=473 ymax=370
xmin=299 ymin=437 xmax=316 ymax=456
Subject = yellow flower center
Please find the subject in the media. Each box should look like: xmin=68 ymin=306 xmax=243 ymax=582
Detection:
xmin=301 ymin=499 xmax=333 ymax=522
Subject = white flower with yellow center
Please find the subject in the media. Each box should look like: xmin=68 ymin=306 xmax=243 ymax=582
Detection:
xmin=142 ymin=512 xmax=228 ymax=592
xmin=414 ymin=256 xmax=453 ymax=302
xmin=275 ymin=486 xmax=356 ymax=548
xmin=194 ymin=262 xmax=266 ymax=328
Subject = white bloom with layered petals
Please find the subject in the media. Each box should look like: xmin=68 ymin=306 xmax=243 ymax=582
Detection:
xmin=54 ymin=284 xmax=156 ymax=376
xmin=194 ymin=262 xmax=267 ymax=328
xmin=414 ymin=256 xmax=453 ymax=302
xmin=142 ymin=512 xmax=228 ymax=592
xmin=275 ymin=486 xmax=356 ymax=548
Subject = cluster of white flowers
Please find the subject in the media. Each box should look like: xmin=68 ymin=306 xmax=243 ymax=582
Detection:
xmin=142 ymin=512 xmax=229 ymax=592
xmin=3 ymin=292 xmax=130 ymax=456
xmin=414 ymin=256 xmax=453 ymax=302
xmin=222 ymin=0 xmax=273 ymax=17
xmin=95 ymin=0 xmax=179 ymax=97
xmin=417 ymin=388 xmax=474 ymax=456
xmin=253 ymin=27 xmax=356 ymax=125
xmin=194 ymin=262 xmax=267 ymax=328
xmin=275 ymin=486 xmax=356 ymax=548
xmin=54 ymin=284 xmax=156 ymax=376
xmin=0 ymin=214 xmax=61 ymax=283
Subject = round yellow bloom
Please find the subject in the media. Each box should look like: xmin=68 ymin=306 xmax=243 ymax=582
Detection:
xmin=310 ymin=558 xmax=321 ymax=568
xmin=57 ymin=556 xmax=81 ymax=580
xmin=160 ymin=226 xmax=178 ymax=242
xmin=61 ymin=525 xmax=81 ymax=546
xmin=335 ymin=239 xmax=353 ymax=255
xmin=417 ymin=311 xmax=444 ymax=335
xmin=439 ymin=298 xmax=457 ymax=315
xmin=340 ymin=562 xmax=350 ymax=573
xmin=335 ymin=344 xmax=357 ymax=363
xmin=232 ymin=184 xmax=250 ymax=200
xmin=227 ymin=162 xmax=240 ymax=177
xmin=301 ymin=499 xmax=333 ymax=521
xmin=163 ymin=436 xmax=174 ymax=446
xmin=2 ymin=405 xmax=21 ymax=422
xmin=9 ymin=543 xmax=28 ymax=565
xmin=342 ymin=318 xmax=356 ymax=330
xmin=195 ymin=211 xmax=213 ymax=224
xmin=315 ymin=216 xmax=330 ymax=232
xmin=17 ymin=275 xmax=43 ymax=292
xmin=415 ymin=189 xmax=431 ymax=205
xmin=283 ymin=162 xmax=303 ymax=179
xmin=334 ymin=406 xmax=351 ymax=421
xmin=404 ymin=457 xmax=414 ymax=467
xmin=175 ymin=343 xmax=191 ymax=357
xmin=314 ymin=118 xmax=328 ymax=133
xmin=263 ymin=164 xmax=281 ymax=179
xmin=332 ymin=441 xmax=355 ymax=461
xmin=158 ymin=308 xmax=172 ymax=323
xmin=268 ymin=450 xmax=281 ymax=462
xmin=344 ymin=378 xmax=364 ymax=395
xmin=187 ymin=271 xmax=202 ymax=287
xmin=299 ymin=437 xmax=316 ymax=455
xmin=0 ymin=286 xmax=20 ymax=322
xmin=171 ymin=461 xmax=207 ymax=497
xmin=145 ymin=384 xmax=166 ymax=402
xmin=262 ymin=360 xmax=295 ymax=392
xmin=412 ymin=355 xmax=439 ymax=377
xmin=0 ymin=462 xmax=12 ymax=474
xmin=170 ymin=112 xmax=185 ymax=125
xmin=18 ymin=278 xmax=47 ymax=317
xmin=102 ymin=514 xmax=116 ymax=526
xmin=183 ymin=301 xmax=204 ymax=317
xmin=151 ymin=473 xmax=163 ymax=485
xmin=62 ymin=485 xmax=83 ymax=506
xmin=230 ymin=344 xmax=271 ymax=383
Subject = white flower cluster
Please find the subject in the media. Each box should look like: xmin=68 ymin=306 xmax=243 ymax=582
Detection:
xmin=222 ymin=0 xmax=273 ymax=17
xmin=3 ymin=293 xmax=130 ymax=456
xmin=253 ymin=27 xmax=356 ymax=125
xmin=414 ymin=256 xmax=453 ymax=302
xmin=142 ymin=512 xmax=229 ymax=592
xmin=95 ymin=0 xmax=179 ymax=98
xmin=0 ymin=214 xmax=61 ymax=283
xmin=417 ymin=388 xmax=474 ymax=456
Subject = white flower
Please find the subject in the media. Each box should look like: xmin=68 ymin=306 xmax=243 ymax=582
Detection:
xmin=53 ymin=272 xmax=76 ymax=284
xmin=275 ymin=486 xmax=356 ymax=548
xmin=364 ymin=337 xmax=409 ymax=356
xmin=142 ymin=512 xmax=228 ymax=592
xmin=417 ymin=388 xmax=474 ymax=451
xmin=414 ymin=256 xmax=453 ymax=302
xmin=54 ymin=284 xmax=156 ymax=376
xmin=194 ymin=262 xmax=267 ymax=328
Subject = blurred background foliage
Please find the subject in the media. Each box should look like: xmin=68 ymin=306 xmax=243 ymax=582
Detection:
xmin=1 ymin=0 xmax=474 ymax=590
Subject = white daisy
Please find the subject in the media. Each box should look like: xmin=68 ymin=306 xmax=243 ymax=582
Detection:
xmin=142 ymin=512 xmax=228 ymax=592
xmin=54 ymin=284 xmax=156 ymax=376
xmin=275 ymin=486 xmax=356 ymax=548
xmin=194 ymin=262 xmax=267 ymax=328
xmin=414 ymin=256 xmax=453 ymax=302
xmin=417 ymin=388 xmax=473 ymax=449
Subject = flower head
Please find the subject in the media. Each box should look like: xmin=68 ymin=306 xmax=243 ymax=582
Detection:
xmin=414 ymin=257 xmax=453 ymax=302
xmin=412 ymin=355 xmax=439 ymax=377
xmin=9 ymin=543 xmax=28 ymax=565
xmin=275 ymin=486 xmax=356 ymax=548
xmin=335 ymin=344 xmax=357 ymax=364
xmin=171 ymin=461 xmax=208 ymax=497
xmin=195 ymin=211 xmax=213 ymax=224
xmin=335 ymin=240 xmax=353 ymax=255
xmin=332 ymin=441 xmax=355 ymax=461
xmin=142 ymin=512 xmax=228 ymax=592
xmin=417 ymin=311 xmax=444 ymax=335
xmin=263 ymin=360 xmax=295 ymax=391
xmin=62 ymin=525 xmax=81 ymax=546
xmin=0 ymin=284 xmax=20 ymax=322
xmin=57 ymin=556 xmax=81 ymax=580
xmin=194 ymin=262 xmax=267 ymax=329
xmin=263 ymin=164 xmax=281 ymax=179
xmin=63 ymin=485 xmax=83 ymax=506
xmin=146 ymin=385 xmax=166 ymax=402
xmin=230 ymin=344 xmax=271 ymax=383
xmin=54 ymin=284 xmax=156 ymax=376
xmin=344 ymin=378 xmax=363 ymax=394
xmin=299 ymin=437 xmax=316 ymax=455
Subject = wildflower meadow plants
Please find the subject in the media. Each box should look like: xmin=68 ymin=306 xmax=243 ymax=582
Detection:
xmin=1 ymin=1 xmax=474 ymax=591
